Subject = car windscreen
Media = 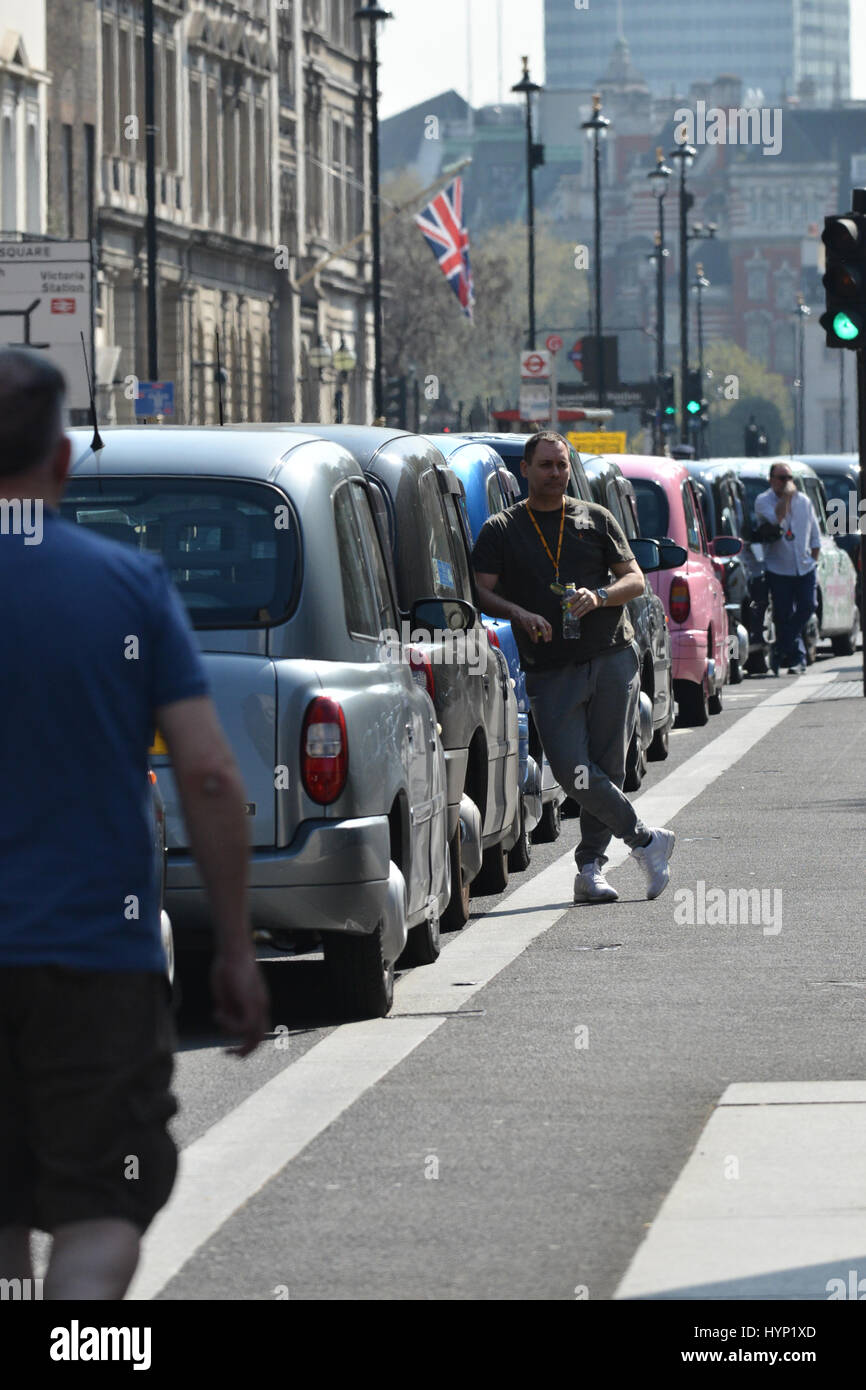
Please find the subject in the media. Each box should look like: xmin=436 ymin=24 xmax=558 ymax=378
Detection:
xmin=60 ymin=478 xmax=299 ymax=628
xmin=817 ymin=472 xmax=855 ymax=506
xmin=629 ymin=478 xmax=670 ymax=540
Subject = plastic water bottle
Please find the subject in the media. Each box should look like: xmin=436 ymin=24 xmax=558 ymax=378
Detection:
xmin=562 ymin=584 xmax=581 ymax=639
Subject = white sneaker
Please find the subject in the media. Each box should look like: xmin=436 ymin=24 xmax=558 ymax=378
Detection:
xmin=574 ymin=860 xmax=619 ymax=903
xmin=630 ymin=828 xmax=676 ymax=900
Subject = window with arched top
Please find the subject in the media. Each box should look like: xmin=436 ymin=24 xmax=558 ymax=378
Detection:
xmin=26 ymin=121 xmax=40 ymax=233
xmin=1 ymin=115 xmax=17 ymax=231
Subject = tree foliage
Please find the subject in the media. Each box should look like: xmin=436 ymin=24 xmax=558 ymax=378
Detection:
xmin=381 ymin=173 xmax=589 ymax=412
xmin=701 ymin=340 xmax=794 ymax=456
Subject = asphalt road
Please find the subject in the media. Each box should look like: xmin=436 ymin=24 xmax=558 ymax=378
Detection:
xmin=123 ymin=647 xmax=866 ymax=1300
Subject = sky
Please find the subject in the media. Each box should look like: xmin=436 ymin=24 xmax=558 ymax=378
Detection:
xmin=378 ymin=1 xmax=866 ymax=120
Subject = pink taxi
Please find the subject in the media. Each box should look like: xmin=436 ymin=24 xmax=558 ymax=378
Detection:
xmin=617 ymin=456 xmax=731 ymax=725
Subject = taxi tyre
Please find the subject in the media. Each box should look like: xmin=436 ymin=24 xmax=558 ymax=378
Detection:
xmin=441 ymin=825 xmax=472 ymax=931
xmin=324 ymin=865 xmax=405 ymax=1019
xmin=648 ymin=673 xmax=674 ymax=761
xmin=623 ymin=725 xmax=647 ymax=792
xmin=507 ymin=794 xmax=533 ymax=872
xmin=675 ymin=676 xmax=709 ymax=727
xmin=398 ymin=902 xmax=441 ymax=968
xmin=473 ymin=837 xmax=509 ymax=897
xmin=532 ymin=796 xmax=562 ymax=844
xmin=831 ymin=606 xmax=860 ymax=656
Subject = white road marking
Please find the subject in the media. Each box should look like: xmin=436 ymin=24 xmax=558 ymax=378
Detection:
xmin=129 ymin=665 xmax=838 ymax=1300
xmin=614 ymin=1083 xmax=866 ymax=1300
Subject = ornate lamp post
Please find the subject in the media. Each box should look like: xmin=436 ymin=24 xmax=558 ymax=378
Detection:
xmin=647 ymin=148 xmax=672 ymax=451
xmin=511 ymin=56 xmax=543 ymax=351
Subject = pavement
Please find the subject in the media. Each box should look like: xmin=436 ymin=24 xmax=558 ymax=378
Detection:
xmin=34 ymin=651 xmax=866 ymax=1302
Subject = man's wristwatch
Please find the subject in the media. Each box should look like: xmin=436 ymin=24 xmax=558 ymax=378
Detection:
xmin=596 ymin=587 xmax=609 ymax=608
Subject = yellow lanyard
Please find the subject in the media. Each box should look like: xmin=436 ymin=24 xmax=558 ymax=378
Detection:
xmin=526 ymin=501 xmax=565 ymax=584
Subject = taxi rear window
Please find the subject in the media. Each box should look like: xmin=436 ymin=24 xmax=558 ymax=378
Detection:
xmin=61 ymin=478 xmax=300 ymax=628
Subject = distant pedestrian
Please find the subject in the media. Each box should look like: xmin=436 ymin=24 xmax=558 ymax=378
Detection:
xmin=472 ymin=430 xmax=676 ymax=904
xmin=754 ymin=462 xmax=821 ymax=674
xmin=0 ymin=348 xmax=269 ymax=1300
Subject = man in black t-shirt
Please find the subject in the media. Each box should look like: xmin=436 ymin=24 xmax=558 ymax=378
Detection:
xmin=472 ymin=431 xmax=676 ymax=902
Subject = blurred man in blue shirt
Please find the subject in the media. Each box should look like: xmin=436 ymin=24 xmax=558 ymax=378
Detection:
xmin=0 ymin=348 xmax=268 ymax=1299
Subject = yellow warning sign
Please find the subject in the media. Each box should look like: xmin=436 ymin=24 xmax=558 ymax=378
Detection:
xmin=567 ymin=431 xmax=627 ymax=456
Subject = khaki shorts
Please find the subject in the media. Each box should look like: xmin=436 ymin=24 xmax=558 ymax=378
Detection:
xmin=0 ymin=965 xmax=178 ymax=1233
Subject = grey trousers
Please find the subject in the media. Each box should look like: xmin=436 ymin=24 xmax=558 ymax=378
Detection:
xmin=526 ymin=645 xmax=649 ymax=869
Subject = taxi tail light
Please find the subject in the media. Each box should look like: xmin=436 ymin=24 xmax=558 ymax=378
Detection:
xmin=301 ymin=697 xmax=348 ymax=804
xmin=486 ymin=627 xmax=501 ymax=648
xmin=407 ymin=646 xmax=435 ymax=701
xmin=669 ymin=576 xmax=691 ymax=624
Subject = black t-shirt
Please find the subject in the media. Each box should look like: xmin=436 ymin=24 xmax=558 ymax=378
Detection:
xmin=471 ymin=498 xmax=636 ymax=670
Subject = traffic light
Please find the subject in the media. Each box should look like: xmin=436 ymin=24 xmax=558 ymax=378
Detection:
xmin=659 ymin=372 xmax=676 ymax=417
xmin=685 ymin=368 xmax=704 ymax=418
xmin=820 ymin=213 xmax=866 ymax=348
xmin=384 ymin=375 xmax=408 ymax=428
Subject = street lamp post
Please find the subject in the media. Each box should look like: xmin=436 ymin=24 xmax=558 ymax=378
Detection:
xmin=648 ymin=148 xmax=672 ymax=452
xmin=692 ymin=262 xmax=710 ymax=459
xmin=511 ymin=57 xmax=543 ymax=351
xmin=355 ymin=2 xmax=393 ymax=422
xmin=583 ymin=93 xmax=611 ymax=408
xmin=794 ymin=292 xmax=811 ymax=452
xmin=669 ymin=142 xmax=696 ymax=444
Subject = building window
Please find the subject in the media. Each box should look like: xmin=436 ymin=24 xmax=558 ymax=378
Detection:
xmin=2 ymin=114 xmax=16 ymax=231
xmin=62 ymin=124 xmax=74 ymax=237
xmin=190 ymin=73 xmax=202 ymax=220
xmin=255 ymin=104 xmax=267 ymax=236
xmin=165 ymin=46 xmax=178 ymax=170
xmin=207 ymin=84 xmax=219 ymax=225
xmin=118 ymin=27 xmax=132 ymax=155
xmin=774 ymin=265 xmax=798 ymax=311
xmin=239 ymin=99 xmax=251 ymax=233
xmin=84 ymin=124 xmax=95 ymax=239
xmin=224 ymin=100 xmax=237 ymax=233
xmin=774 ymin=320 xmax=796 ymax=376
xmin=26 ymin=121 xmax=40 ymax=233
xmin=745 ymin=313 xmax=771 ymax=364
xmin=746 ymin=258 xmax=768 ymax=301
xmin=102 ymin=20 xmax=117 ymax=155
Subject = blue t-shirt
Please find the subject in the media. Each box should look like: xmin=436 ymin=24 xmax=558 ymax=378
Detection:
xmin=0 ymin=510 xmax=209 ymax=972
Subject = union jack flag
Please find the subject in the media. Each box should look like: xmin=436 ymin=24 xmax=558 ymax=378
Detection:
xmin=414 ymin=177 xmax=474 ymax=321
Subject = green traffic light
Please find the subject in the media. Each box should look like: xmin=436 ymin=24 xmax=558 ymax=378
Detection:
xmin=686 ymin=400 xmax=701 ymax=414
xmin=833 ymin=310 xmax=860 ymax=341
xmin=664 ymin=406 xmax=677 ymax=415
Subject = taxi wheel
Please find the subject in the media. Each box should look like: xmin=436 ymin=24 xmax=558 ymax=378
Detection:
xmin=325 ymin=927 xmax=394 ymax=1019
xmin=675 ymin=677 xmax=709 ymax=727
xmin=532 ymin=797 xmax=562 ymax=844
xmin=473 ymin=838 xmax=509 ymax=896
xmin=399 ymin=908 xmax=441 ymax=968
xmin=441 ymin=827 xmax=471 ymax=931
xmin=507 ymin=796 xmax=533 ymax=872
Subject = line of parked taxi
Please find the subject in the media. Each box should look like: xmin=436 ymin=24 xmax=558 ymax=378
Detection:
xmin=62 ymin=424 xmax=702 ymax=1020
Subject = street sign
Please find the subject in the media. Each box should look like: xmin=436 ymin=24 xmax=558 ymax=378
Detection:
xmin=0 ymin=240 xmax=92 ymax=413
xmin=545 ymin=333 xmax=563 ymax=354
xmin=519 ymin=382 xmax=552 ymax=421
xmin=559 ymin=382 xmax=655 ymax=409
xmin=567 ymin=431 xmax=627 ymax=455
xmin=134 ymin=381 xmax=175 ymax=417
xmin=568 ymin=338 xmax=583 ymax=369
xmin=520 ymin=349 xmax=552 ymax=379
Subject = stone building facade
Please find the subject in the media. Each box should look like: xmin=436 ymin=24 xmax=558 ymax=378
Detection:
xmin=0 ymin=1 xmax=49 ymax=238
xmin=43 ymin=0 xmax=374 ymax=425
